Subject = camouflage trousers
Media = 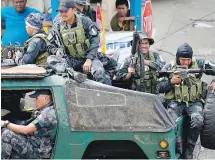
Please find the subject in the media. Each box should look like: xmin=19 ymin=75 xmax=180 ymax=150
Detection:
xmin=48 ymin=55 xmax=112 ymax=85
xmin=1 ymin=129 xmax=40 ymax=159
xmin=66 ymin=56 xmax=112 ymax=85
xmin=166 ymin=100 xmax=204 ymax=146
xmin=90 ymin=59 xmax=112 ymax=85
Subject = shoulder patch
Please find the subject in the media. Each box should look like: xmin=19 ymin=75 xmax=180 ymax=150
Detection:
xmin=27 ymin=41 xmax=37 ymax=53
xmin=89 ymin=26 xmax=98 ymax=36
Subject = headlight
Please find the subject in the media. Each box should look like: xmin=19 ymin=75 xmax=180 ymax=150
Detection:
xmin=159 ymin=140 xmax=168 ymax=149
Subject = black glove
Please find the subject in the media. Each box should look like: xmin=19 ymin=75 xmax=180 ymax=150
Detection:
xmin=190 ymin=114 xmax=203 ymax=128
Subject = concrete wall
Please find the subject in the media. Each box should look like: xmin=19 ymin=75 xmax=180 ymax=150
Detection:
xmin=101 ymin=0 xmax=117 ymax=31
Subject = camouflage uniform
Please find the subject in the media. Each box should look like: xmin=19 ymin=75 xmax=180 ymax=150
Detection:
xmin=79 ymin=6 xmax=96 ymax=22
xmin=47 ymin=13 xmax=115 ymax=85
xmin=15 ymin=13 xmax=49 ymax=65
xmin=117 ymin=51 xmax=165 ymax=93
xmin=76 ymin=0 xmax=96 ymax=22
xmin=1 ymin=102 xmax=57 ymax=159
xmin=158 ymin=57 xmax=215 ymax=158
xmin=15 ymin=32 xmax=48 ymax=65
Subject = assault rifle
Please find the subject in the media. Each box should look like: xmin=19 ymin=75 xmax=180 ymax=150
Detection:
xmin=48 ymin=28 xmax=87 ymax=83
xmin=51 ymin=28 xmax=67 ymax=58
xmin=158 ymin=66 xmax=215 ymax=79
xmin=130 ymin=16 xmax=147 ymax=92
xmin=1 ymin=42 xmax=24 ymax=59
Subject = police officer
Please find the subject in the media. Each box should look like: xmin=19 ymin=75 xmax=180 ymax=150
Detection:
xmin=76 ymin=0 xmax=96 ymax=22
xmin=53 ymin=0 xmax=96 ymax=28
xmin=47 ymin=0 xmax=113 ymax=85
xmin=116 ymin=33 xmax=165 ymax=93
xmin=158 ymin=43 xmax=215 ymax=159
xmin=13 ymin=13 xmax=49 ymax=65
xmin=1 ymin=90 xmax=57 ymax=159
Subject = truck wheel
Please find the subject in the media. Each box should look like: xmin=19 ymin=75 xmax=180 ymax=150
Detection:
xmin=201 ymin=88 xmax=215 ymax=149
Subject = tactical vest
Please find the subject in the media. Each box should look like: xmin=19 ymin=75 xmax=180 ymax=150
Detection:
xmin=25 ymin=33 xmax=49 ymax=65
xmin=59 ymin=14 xmax=90 ymax=58
xmin=133 ymin=52 xmax=158 ymax=94
xmin=165 ymin=59 xmax=207 ymax=104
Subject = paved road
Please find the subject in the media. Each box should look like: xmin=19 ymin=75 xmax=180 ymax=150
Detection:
xmin=151 ymin=0 xmax=215 ymax=159
xmin=152 ymin=0 xmax=215 ymax=84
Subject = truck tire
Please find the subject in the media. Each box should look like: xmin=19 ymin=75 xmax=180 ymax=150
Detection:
xmin=201 ymin=88 xmax=215 ymax=149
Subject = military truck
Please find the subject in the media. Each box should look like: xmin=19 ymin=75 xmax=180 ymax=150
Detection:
xmin=1 ymin=64 xmax=215 ymax=159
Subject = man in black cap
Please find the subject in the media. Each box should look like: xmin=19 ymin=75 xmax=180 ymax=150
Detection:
xmin=1 ymin=90 xmax=57 ymax=159
xmin=158 ymin=43 xmax=215 ymax=159
xmin=53 ymin=0 xmax=96 ymax=27
xmin=116 ymin=33 xmax=165 ymax=93
xmin=47 ymin=0 xmax=116 ymax=85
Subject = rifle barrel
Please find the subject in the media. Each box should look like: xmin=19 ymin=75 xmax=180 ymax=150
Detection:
xmin=158 ymin=68 xmax=215 ymax=77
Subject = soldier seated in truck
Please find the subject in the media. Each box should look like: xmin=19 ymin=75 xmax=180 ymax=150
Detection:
xmin=1 ymin=90 xmax=57 ymax=159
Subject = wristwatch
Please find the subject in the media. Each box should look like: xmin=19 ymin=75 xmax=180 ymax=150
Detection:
xmin=3 ymin=121 xmax=10 ymax=128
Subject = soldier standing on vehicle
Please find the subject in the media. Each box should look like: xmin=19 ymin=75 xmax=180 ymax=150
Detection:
xmin=13 ymin=13 xmax=49 ymax=65
xmin=117 ymin=33 xmax=165 ymax=93
xmin=47 ymin=0 xmax=114 ymax=85
xmin=1 ymin=90 xmax=57 ymax=159
xmin=158 ymin=43 xmax=215 ymax=159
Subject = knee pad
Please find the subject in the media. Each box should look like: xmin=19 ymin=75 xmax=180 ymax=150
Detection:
xmin=93 ymin=70 xmax=111 ymax=85
xmin=93 ymin=69 xmax=104 ymax=79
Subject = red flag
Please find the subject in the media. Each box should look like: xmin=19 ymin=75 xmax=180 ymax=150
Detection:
xmin=142 ymin=0 xmax=153 ymax=38
xmin=96 ymin=3 xmax=102 ymax=30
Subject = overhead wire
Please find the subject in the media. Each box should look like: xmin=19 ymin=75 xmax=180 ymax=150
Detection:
xmin=154 ymin=11 xmax=215 ymax=44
